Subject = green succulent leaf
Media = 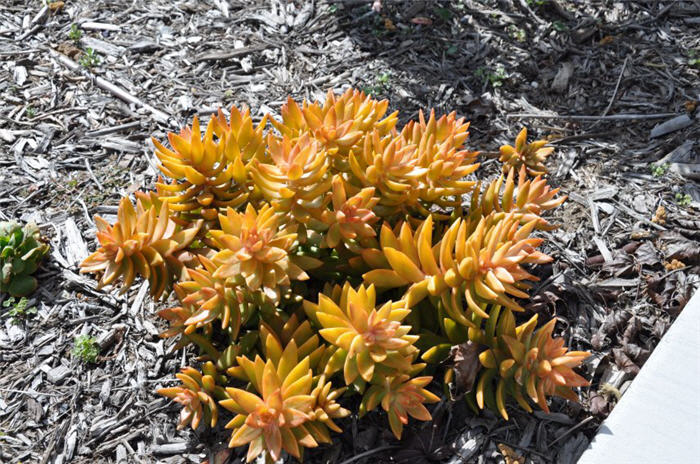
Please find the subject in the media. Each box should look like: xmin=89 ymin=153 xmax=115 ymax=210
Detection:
xmin=7 ymin=275 xmax=37 ymax=297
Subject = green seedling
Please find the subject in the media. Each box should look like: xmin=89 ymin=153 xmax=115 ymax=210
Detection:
xmin=376 ymin=72 xmax=390 ymax=86
xmin=475 ymin=66 xmax=507 ymax=88
xmin=362 ymin=71 xmax=391 ymax=96
xmin=675 ymin=193 xmax=692 ymax=206
xmin=79 ymin=48 xmax=100 ymax=68
xmin=25 ymin=106 xmax=36 ymax=119
xmin=72 ymin=335 xmax=99 ymax=363
xmin=553 ymin=21 xmax=568 ymax=32
xmin=688 ymin=50 xmax=700 ymax=68
xmin=650 ymin=163 xmax=669 ymax=177
xmin=3 ymin=297 xmax=37 ymax=325
xmin=68 ymin=24 xmax=82 ymax=42
xmin=434 ymin=7 xmax=451 ymax=21
xmin=507 ymin=25 xmax=526 ymax=42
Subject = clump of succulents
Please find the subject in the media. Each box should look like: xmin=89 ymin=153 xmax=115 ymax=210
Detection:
xmin=80 ymin=88 xmax=589 ymax=462
xmin=0 ymin=221 xmax=50 ymax=297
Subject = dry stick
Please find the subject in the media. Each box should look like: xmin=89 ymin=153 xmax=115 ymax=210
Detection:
xmin=85 ymin=121 xmax=142 ymax=137
xmin=547 ymin=415 xmax=595 ymax=449
xmin=47 ymin=48 xmax=174 ymax=127
xmin=84 ymin=159 xmax=104 ymax=191
xmin=506 ymin=112 xmax=678 ymax=121
xmin=600 ymin=55 xmax=630 ymax=119
xmin=337 ymin=445 xmax=399 ymax=464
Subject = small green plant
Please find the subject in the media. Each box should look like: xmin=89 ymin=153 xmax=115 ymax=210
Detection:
xmin=688 ymin=50 xmax=700 ymax=68
xmin=68 ymin=23 xmax=82 ymax=42
xmin=650 ymin=163 xmax=669 ymax=177
xmin=553 ymin=21 xmax=568 ymax=32
xmin=675 ymin=192 xmax=692 ymax=206
xmin=526 ymin=0 xmax=546 ymax=6
xmin=3 ymin=297 xmax=37 ymax=325
xmin=0 ymin=221 xmax=50 ymax=297
xmin=475 ymin=65 xmax=507 ymax=88
xmin=72 ymin=335 xmax=99 ymax=363
xmin=434 ymin=7 xmax=451 ymax=21
xmin=446 ymin=44 xmax=458 ymax=55
xmin=377 ymin=71 xmax=390 ymax=86
xmin=507 ymin=25 xmax=526 ymax=42
xmin=362 ymin=71 xmax=391 ymax=96
xmin=79 ymin=48 xmax=100 ymax=68
xmin=67 ymin=179 xmax=78 ymax=188
xmin=25 ymin=106 xmax=36 ymax=119
xmin=328 ymin=4 xmax=337 ymax=14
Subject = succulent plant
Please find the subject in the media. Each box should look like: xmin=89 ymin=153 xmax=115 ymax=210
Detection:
xmin=499 ymin=128 xmax=554 ymax=176
xmin=401 ymin=110 xmax=479 ymax=207
xmin=361 ymin=374 xmax=440 ymax=439
xmin=317 ymin=175 xmax=379 ymax=249
xmin=475 ymin=307 xmax=590 ymax=419
xmin=80 ymin=197 xmax=201 ymax=299
xmin=250 ymin=134 xmax=331 ymax=222
xmin=158 ymin=364 xmax=225 ymax=430
xmin=220 ymin=340 xmax=346 ymax=462
xmin=270 ymin=88 xmax=398 ymax=163
xmin=305 ymin=283 xmax=419 ymax=386
xmin=468 ymin=165 xmax=566 ymax=230
xmin=0 ymin=221 xmax=49 ymax=297
xmin=79 ymin=90 xmax=585 ymax=461
xmin=209 ymin=203 xmax=312 ymax=302
xmin=363 ymin=213 xmax=552 ymax=325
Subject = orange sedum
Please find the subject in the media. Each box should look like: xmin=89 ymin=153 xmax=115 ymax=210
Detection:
xmin=80 ymin=197 xmax=201 ymax=298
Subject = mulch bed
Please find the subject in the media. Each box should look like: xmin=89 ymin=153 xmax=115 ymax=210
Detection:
xmin=0 ymin=0 xmax=698 ymax=463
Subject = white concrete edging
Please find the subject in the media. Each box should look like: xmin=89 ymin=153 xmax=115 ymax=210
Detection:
xmin=578 ymin=290 xmax=700 ymax=463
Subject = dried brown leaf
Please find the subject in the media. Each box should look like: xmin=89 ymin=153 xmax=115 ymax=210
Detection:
xmin=450 ymin=341 xmax=481 ymax=394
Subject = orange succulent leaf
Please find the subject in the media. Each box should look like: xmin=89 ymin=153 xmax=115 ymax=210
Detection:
xmin=308 ymin=282 xmax=418 ymax=386
xmin=157 ymin=365 xmax=223 ymax=431
xmin=475 ymin=310 xmax=590 ymax=419
xmin=220 ymin=341 xmax=345 ymax=462
xmin=499 ymin=127 xmax=554 ymax=176
xmin=209 ymin=203 xmax=307 ymax=302
xmin=363 ymin=213 xmax=550 ymax=326
xmin=468 ymin=165 xmax=566 ymax=230
xmin=80 ymin=197 xmax=201 ymax=299
xmin=361 ymin=374 xmax=439 ymax=439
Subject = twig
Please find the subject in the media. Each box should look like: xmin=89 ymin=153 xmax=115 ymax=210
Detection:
xmin=85 ymin=121 xmax=143 ymax=137
xmin=613 ymin=200 xmax=667 ymax=231
xmin=547 ymin=416 xmax=595 ymax=448
xmin=47 ymin=47 xmax=174 ymax=126
xmin=0 ymin=388 xmax=62 ymax=397
xmin=600 ymin=55 xmax=630 ymax=118
xmin=194 ymin=45 xmax=268 ymax=63
xmin=84 ymin=159 xmax=103 ymax=191
xmin=549 ymin=130 xmax=618 ymax=144
xmin=507 ymin=112 xmax=679 ymax=121
xmin=337 ymin=445 xmax=398 ymax=464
